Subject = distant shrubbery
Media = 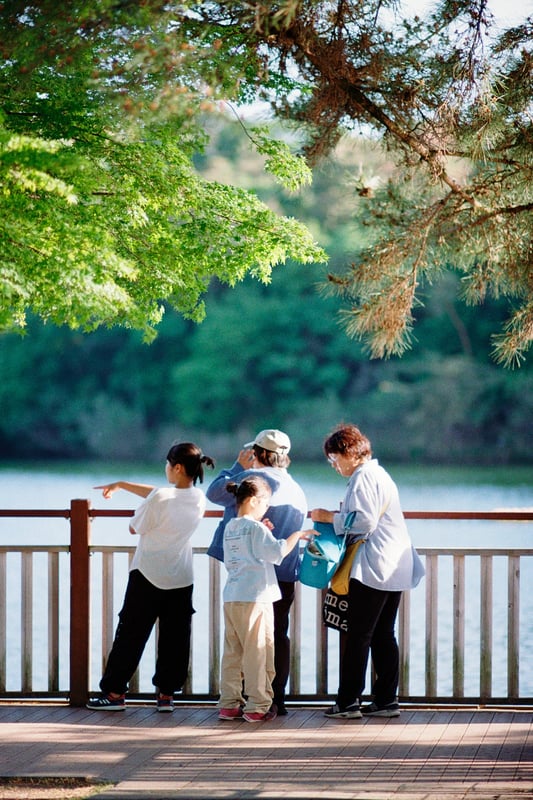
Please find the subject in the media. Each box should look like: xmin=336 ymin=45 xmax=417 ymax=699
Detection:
xmin=1 ymin=283 xmax=531 ymax=465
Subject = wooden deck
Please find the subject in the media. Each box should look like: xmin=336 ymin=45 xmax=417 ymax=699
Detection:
xmin=0 ymin=702 xmax=532 ymax=799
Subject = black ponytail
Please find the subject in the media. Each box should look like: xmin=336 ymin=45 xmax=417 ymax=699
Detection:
xmin=166 ymin=442 xmax=215 ymax=485
xmin=226 ymin=475 xmax=272 ymax=507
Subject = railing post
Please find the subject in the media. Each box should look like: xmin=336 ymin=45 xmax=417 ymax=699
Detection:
xmin=0 ymin=552 xmax=6 ymax=692
xmin=69 ymin=499 xmax=91 ymax=707
xmin=398 ymin=590 xmax=410 ymax=696
xmin=425 ymin=553 xmax=438 ymax=698
xmin=21 ymin=552 xmax=33 ymax=693
xmin=316 ymin=588 xmax=328 ymax=695
xmin=289 ymin=581 xmax=301 ymax=696
xmin=508 ymin=554 xmax=520 ymax=699
xmin=208 ymin=556 xmax=221 ymax=696
xmin=48 ymin=552 xmax=60 ymax=692
xmin=452 ymin=555 xmax=465 ymax=698
xmin=480 ymin=554 xmax=493 ymax=701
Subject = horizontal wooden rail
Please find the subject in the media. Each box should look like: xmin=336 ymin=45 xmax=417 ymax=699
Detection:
xmin=2 ymin=509 xmax=532 ymax=520
xmin=404 ymin=511 xmax=533 ymax=520
xmin=0 ymin=510 xmax=71 ymax=518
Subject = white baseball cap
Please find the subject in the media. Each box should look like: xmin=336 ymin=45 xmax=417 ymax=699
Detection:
xmin=244 ymin=429 xmax=291 ymax=454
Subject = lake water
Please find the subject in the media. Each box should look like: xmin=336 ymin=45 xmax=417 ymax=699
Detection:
xmin=2 ymin=461 xmax=532 ymax=545
xmin=1 ymin=462 xmax=532 ymax=698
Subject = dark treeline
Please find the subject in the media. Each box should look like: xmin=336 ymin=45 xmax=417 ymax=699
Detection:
xmin=1 ymin=125 xmax=531 ymax=465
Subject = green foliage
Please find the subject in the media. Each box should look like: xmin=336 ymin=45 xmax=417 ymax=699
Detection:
xmin=2 ymin=1 xmax=532 ymax=364
xmin=169 ymin=269 xmax=359 ymax=434
xmin=250 ymin=127 xmax=313 ymax=191
xmin=176 ymin=0 xmax=533 ymax=365
xmin=0 ymin=2 xmax=326 ymax=338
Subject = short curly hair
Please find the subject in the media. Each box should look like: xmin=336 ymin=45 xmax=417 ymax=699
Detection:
xmin=323 ymin=424 xmax=372 ymax=461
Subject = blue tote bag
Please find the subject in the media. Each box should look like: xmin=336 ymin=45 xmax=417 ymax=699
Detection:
xmin=299 ymin=521 xmax=347 ymax=589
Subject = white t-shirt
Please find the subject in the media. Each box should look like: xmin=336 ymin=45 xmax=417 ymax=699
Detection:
xmin=129 ymin=486 xmax=206 ymax=589
xmin=223 ymin=515 xmax=288 ymax=603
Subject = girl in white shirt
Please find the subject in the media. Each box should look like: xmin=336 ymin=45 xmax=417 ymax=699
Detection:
xmin=86 ymin=442 xmax=214 ymax=713
xmin=218 ymin=476 xmax=310 ymax=723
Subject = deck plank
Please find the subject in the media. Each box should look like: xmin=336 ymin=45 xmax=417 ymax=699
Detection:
xmin=0 ymin=703 xmax=531 ymax=799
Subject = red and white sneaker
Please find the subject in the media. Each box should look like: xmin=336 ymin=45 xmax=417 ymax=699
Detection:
xmin=218 ymin=706 xmax=244 ymax=720
xmin=243 ymin=708 xmax=277 ymax=723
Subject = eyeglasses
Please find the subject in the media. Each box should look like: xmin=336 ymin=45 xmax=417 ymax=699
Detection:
xmin=327 ymin=453 xmax=340 ymax=464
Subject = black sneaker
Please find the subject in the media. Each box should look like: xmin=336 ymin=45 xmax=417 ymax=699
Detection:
xmin=86 ymin=693 xmax=126 ymax=711
xmin=324 ymin=702 xmax=362 ymax=719
xmin=273 ymin=700 xmax=288 ymax=716
xmin=361 ymin=701 xmax=400 ymax=718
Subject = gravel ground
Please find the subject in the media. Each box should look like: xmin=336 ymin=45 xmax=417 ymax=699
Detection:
xmin=0 ymin=778 xmax=112 ymax=799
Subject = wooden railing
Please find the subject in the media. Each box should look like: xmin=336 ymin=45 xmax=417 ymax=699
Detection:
xmin=0 ymin=502 xmax=532 ymax=706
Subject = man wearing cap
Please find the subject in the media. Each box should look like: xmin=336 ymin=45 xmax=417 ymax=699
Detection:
xmin=207 ymin=429 xmax=308 ymax=715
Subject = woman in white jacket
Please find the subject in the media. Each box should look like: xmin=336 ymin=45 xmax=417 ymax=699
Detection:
xmin=311 ymin=423 xmax=424 ymax=720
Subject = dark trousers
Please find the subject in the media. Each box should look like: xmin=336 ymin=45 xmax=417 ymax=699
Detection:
xmin=100 ymin=569 xmax=194 ymax=697
xmin=337 ymin=578 xmax=401 ymax=709
xmin=272 ymin=580 xmax=295 ymax=705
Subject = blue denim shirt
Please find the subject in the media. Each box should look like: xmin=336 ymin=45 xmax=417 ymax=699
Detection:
xmin=206 ymin=462 xmax=308 ymax=582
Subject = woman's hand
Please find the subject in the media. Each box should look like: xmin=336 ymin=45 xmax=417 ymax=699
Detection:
xmin=311 ymin=508 xmax=334 ymax=524
xmin=237 ymin=448 xmax=255 ymax=469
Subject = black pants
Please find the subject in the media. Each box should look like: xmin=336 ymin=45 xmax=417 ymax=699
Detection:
xmin=337 ymin=578 xmax=401 ymax=709
xmin=272 ymin=580 xmax=295 ymax=706
xmin=100 ymin=569 xmax=194 ymax=696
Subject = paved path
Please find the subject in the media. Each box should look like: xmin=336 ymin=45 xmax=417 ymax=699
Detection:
xmin=0 ymin=703 xmax=532 ymax=799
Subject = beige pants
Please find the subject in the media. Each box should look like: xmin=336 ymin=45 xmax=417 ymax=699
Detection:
xmin=219 ymin=601 xmax=275 ymax=714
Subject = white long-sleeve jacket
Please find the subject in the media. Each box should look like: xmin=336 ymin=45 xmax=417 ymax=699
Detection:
xmin=332 ymin=459 xmax=424 ymax=591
